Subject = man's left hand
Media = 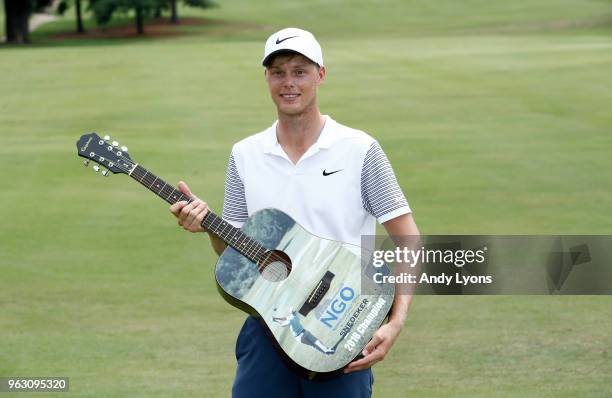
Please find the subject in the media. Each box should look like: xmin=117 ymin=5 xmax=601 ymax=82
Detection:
xmin=343 ymin=321 xmax=402 ymax=373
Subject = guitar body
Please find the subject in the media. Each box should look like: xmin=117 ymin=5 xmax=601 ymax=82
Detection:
xmin=215 ymin=208 xmax=395 ymax=379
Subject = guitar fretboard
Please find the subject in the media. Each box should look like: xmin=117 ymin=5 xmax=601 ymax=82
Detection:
xmin=130 ymin=164 xmax=266 ymax=262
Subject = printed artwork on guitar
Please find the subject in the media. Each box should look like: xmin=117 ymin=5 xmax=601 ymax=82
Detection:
xmin=76 ymin=132 xmax=395 ymax=379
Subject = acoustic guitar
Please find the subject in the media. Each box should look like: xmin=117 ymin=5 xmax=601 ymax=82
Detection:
xmin=76 ymin=132 xmax=395 ymax=379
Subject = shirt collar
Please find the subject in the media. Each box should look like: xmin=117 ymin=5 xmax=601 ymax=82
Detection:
xmin=263 ymin=115 xmax=335 ymax=155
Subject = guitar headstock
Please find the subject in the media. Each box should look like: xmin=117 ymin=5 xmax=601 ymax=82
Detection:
xmin=76 ymin=132 xmax=135 ymax=176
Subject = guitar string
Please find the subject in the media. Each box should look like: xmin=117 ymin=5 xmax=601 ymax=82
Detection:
xmin=105 ymin=156 xmax=258 ymax=256
xmin=129 ymin=165 xmax=269 ymax=261
xmin=117 ymin=159 xmax=290 ymax=271
xmin=89 ymin=145 xmax=292 ymax=279
xmin=90 ymin=143 xmax=288 ymax=272
xmin=103 ymin=154 xmax=290 ymax=278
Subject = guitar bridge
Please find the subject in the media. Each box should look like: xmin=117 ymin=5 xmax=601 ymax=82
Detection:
xmin=299 ymin=271 xmax=335 ymax=316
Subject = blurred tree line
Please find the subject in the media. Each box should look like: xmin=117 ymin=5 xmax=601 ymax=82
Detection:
xmin=3 ymin=0 xmax=216 ymax=43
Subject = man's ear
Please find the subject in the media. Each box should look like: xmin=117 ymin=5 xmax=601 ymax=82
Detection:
xmin=318 ymin=66 xmax=327 ymax=85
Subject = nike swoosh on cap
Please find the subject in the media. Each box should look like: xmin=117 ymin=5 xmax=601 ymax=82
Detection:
xmin=275 ymin=35 xmax=299 ymax=44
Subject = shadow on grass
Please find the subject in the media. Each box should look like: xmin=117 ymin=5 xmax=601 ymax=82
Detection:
xmin=1 ymin=16 xmax=266 ymax=49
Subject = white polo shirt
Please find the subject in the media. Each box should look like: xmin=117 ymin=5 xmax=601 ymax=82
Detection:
xmin=222 ymin=116 xmax=411 ymax=246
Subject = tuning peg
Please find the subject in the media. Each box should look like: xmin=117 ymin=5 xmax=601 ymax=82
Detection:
xmin=112 ymin=141 xmax=119 ymax=147
xmin=103 ymin=135 xmax=111 ymax=140
xmin=120 ymin=146 xmax=128 ymax=152
xmin=83 ymin=159 xmax=90 ymax=167
xmin=93 ymin=165 xmax=100 ymax=172
xmin=102 ymin=169 xmax=110 ymax=177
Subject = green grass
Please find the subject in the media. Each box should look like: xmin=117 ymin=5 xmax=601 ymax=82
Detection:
xmin=1 ymin=1 xmax=612 ymax=397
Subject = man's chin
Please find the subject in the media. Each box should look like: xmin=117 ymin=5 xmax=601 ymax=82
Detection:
xmin=277 ymin=104 xmax=305 ymax=116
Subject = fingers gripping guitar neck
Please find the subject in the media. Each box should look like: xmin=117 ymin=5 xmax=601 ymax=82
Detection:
xmin=129 ymin=164 xmax=270 ymax=264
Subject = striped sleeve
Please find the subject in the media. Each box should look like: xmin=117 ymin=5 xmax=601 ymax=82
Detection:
xmin=221 ymin=153 xmax=248 ymax=227
xmin=361 ymin=141 xmax=411 ymax=223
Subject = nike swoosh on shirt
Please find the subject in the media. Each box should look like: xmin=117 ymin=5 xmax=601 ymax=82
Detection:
xmin=276 ymin=36 xmax=299 ymax=44
xmin=322 ymin=169 xmax=343 ymax=176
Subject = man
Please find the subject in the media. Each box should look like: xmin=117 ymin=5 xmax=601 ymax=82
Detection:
xmin=170 ymin=27 xmax=419 ymax=398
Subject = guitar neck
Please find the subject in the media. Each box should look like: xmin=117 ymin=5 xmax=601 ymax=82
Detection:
xmin=129 ymin=164 xmax=266 ymax=262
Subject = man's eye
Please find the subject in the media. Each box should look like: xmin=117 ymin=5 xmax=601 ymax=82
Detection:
xmin=295 ymin=70 xmax=305 ymax=75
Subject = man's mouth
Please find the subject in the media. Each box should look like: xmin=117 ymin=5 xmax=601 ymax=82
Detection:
xmin=280 ymin=94 xmax=300 ymax=99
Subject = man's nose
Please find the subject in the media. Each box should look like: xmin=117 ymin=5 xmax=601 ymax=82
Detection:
xmin=281 ymin=75 xmax=295 ymax=88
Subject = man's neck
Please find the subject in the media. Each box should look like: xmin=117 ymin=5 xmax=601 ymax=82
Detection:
xmin=276 ymin=107 xmax=326 ymax=164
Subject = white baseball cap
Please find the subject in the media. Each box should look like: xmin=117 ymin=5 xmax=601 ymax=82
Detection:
xmin=262 ymin=27 xmax=324 ymax=67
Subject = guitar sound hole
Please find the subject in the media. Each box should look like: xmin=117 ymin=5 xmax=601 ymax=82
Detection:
xmin=258 ymin=250 xmax=292 ymax=282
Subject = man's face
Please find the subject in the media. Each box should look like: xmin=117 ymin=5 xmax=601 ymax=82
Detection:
xmin=265 ymin=54 xmax=326 ymax=116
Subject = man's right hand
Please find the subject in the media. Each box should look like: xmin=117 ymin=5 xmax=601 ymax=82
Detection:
xmin=169 ymin=181 xmax=209 ymax=233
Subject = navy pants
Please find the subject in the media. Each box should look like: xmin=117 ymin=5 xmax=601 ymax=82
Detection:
xmin=232 ymin=316 xmax=373 ymax=398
